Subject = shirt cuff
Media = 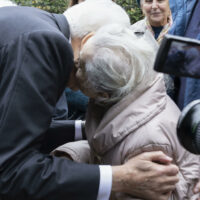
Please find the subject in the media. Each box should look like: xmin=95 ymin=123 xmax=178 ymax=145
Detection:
xmin=75 ymin=120 xmax=82 ymax=140
xmin=97 ymin=165 xmax=112 ymax=200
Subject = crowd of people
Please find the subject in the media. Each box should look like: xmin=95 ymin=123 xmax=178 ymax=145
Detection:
xmin=0 ymin=0 xmax=200 ymax=200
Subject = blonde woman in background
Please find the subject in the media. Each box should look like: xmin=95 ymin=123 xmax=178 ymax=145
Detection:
xmin=131 ymin=0 xmax=174 ymax=97
xmin=131 ymin=0 xmax=172 ymax=44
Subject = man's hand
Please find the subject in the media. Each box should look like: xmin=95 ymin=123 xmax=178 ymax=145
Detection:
xmin=193 ymin=179 xmax=200 ymax=200
xmin=112 ymin=151 xmax=179 ymax=200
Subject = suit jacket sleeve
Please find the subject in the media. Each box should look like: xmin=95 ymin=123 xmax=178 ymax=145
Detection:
xmin=42 ymin=119 xmax=77 ymax=153
xmin=0 ymin=30 xmax=100 ymax=200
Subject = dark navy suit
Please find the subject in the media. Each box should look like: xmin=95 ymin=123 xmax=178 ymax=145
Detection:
xmin=0 ymin=6 xmax=99 ymax=200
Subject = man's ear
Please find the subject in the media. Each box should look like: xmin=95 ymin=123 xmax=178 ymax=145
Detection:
xmin=98 ymin=92 xmax=109 ymax=99
xmin=81 ymin=32 xmax=95 ymax=49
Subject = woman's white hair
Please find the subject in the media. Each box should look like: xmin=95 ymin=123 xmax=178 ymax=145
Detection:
xmin=63 ymin=0 xmax=130 ymax=39
xmin=0 ymin=0 xmax=16 ymax=7
xmin=80 ymin=24 xmax=157 ymax=105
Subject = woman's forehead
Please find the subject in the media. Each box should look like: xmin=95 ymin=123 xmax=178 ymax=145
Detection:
xmin=141 ymin=0 xmax=169 ymax=4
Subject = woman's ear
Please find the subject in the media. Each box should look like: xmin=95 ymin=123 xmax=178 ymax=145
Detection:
xmin=81 ymin=32 xmax=95 ymax=49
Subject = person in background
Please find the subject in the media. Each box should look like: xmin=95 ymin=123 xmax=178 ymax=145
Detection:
xmin=52 ymin=24 xmax=199 ymax=200
xmin=168 ymin=0 xmax=200 ymax=110
xmin=65 ymin=88 xmax=89 ymax=120
xmin=168 ymin=0 xmax=200 ymax=197
xmin=131 ymin=0 xmax=174 ymax=98
xmin=0 ymin=0 xmax=179 ymax=199
xmin=132 ymin=0 xmax=172 ymax=44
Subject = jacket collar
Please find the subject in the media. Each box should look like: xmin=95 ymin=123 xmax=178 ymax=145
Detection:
xmin=51 ymin=13 xmax=70 ymax=40
xmin=86 ymin=75 xmax=167 ymax=155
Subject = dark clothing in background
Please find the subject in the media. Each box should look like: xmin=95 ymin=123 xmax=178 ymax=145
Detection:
xmin=169 ymin=0 xmax=200 ymax=109
xmin=0 ymin=6 xmax=99 ymax=200
xmin=152 ymin=26 xmax=163 ymax=39
xmin=177 ymin=0 xmax=200 ymax=109
xmin=65 ymin=88 xmax=89 ymax=120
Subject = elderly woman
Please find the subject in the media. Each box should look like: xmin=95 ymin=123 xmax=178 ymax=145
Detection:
xmin=132 ymin=0 xmax=172 ymax=44
xmin=53 ymin=24 xmax=200 ymax=200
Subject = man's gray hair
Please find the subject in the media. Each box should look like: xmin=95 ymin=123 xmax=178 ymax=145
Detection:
xmin=63 ymin=0 xmax=130 ymax=39
xmin=0 ymin=0 xmax=16 ymax=7
xmin=80 ymin=24 xmax=157 ymax=104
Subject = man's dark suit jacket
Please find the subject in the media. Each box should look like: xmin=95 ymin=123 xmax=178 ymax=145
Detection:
xmin=0 ymin=6 xmax=99 ymax=200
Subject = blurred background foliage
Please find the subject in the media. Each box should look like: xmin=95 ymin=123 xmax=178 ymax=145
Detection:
xmin=116 ymin=0 xmax=143 ymax=24
xmin=11 ymin=0 xmax=143 ymax=24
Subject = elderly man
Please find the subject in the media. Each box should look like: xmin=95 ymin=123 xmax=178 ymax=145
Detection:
xmin=0 ymin=0 xmax=178 ymax=200
xmin=0 ymin=0 xmax=16 ymax=7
